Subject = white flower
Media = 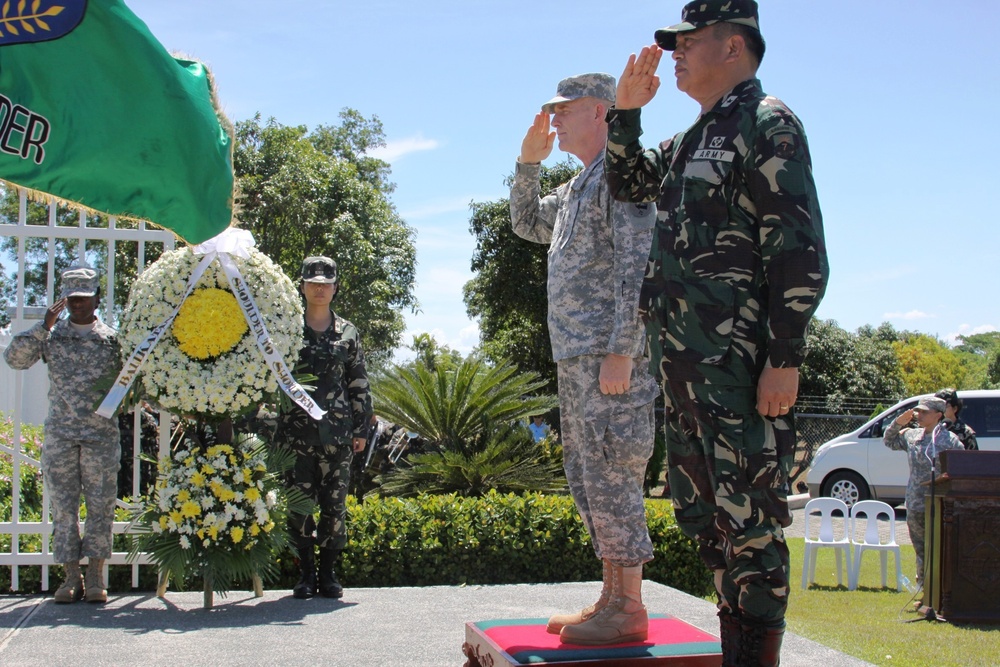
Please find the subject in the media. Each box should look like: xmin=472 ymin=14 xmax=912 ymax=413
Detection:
xmin=179 ymin=535 xmax=191 ymax=550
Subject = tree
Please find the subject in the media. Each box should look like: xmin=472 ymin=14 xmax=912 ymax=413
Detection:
xmin=892 ymin=333 xmax=969 ymax=395
xmin=406 ymin=333 xmax=463 ymax=374
xmin=369 ymin=356 xmax=562 ymax=496
xmin=233 ymin=112 xmax=417 ymax=366
xmin=463 ymin=158 xmax=581 ymax=393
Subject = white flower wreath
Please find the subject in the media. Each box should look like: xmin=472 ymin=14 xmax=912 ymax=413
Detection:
xmin=119 ymin=245 xmax=303 ymax=418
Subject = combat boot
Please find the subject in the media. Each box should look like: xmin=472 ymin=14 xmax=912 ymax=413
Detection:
xmin=317 ymin=548 xmax=344 ymax=599
xmin=559 ymin=564 xmax=647 ymax=645
xmin=292 ymin=538 xmax=316 ymax=599
xmin=54 ymin=562 xmax=84 ymax=603
xmin=85 ymin=558 xmax=108 ymax=603
xmin=547 ymin=560 xmax=612 ymax=634
xmin=719 ymin=611 xmax=742 ymax=666
xmin=737 ymin=619 xmax=784 ymax=667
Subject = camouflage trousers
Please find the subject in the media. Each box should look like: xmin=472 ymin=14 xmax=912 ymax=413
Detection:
xmin=285 ymin=442 xmax=353 ymax=551
xmin=662 ymin=380 xmax=794 ymax=626
xmin=557 ymin=355 xmax=655 ymax=566
xmin=906 ymin=500 xmax=927 ymax=586
xmin=42 ymin=435 xmax=121 ymax=563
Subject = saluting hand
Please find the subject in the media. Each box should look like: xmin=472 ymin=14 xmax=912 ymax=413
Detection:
xmin=519 ymin=112 xmax=555 ymax=164
xmin=617 ymin=45 xmax=663 ymax=110
xmin=44 ymin=298 xmax=66 ymax=331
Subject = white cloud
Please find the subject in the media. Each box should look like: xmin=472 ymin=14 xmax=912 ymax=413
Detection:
xmin=942 ymin=323 xmax=998 ymax=346
xmin=366 ymin=135 xmax=439 ymax=163
xmin=882 ymin=310 xmax=933 ymax=321
xmin=401 ymin=197 xmax=474 ymax=220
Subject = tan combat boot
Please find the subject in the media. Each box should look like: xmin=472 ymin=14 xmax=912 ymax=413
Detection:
xmin=559 ymin=564 xmax=648 ymax=645
xmin=547 ymin=560 xmax=613 ymax=634
xmin=85 ymin=558 xmax=108 ymax=603
xmin=54 ymin=562 xmax=84 ymax=603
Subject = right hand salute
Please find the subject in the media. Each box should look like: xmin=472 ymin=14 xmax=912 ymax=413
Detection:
xmin=519 ymin=111 xmax=555 ymax=164
xmin=617 ymin=45 xmax=663 ymax=110
xmin=44 ymin=298 xmax=66 ymax=330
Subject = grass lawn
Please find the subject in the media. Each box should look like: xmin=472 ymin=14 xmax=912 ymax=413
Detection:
xmin=785 ymin=537 xmax=1000 ymax=666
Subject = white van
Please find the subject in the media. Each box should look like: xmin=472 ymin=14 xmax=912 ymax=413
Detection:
xmin=806 ymin=389 xmax=1000 ymax=506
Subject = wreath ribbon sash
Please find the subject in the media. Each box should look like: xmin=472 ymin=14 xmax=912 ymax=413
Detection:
xmin=97 ymin=229 xmax=325 ymax=421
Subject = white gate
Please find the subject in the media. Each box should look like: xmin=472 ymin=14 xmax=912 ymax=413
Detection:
xmin=0 ymin=188 xmax=175 ymax=591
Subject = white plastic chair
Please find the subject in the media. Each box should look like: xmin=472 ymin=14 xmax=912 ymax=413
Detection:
xmin=848 ymin=500 xmax=903 ymax=591
xmin=801 ymin=497 xmax=851 ymax=589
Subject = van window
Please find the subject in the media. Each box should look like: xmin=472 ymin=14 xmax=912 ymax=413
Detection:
xmin=960 ymin=398 xmax=1000 ymax=437
xmin=870 ymin=401 xmax=918 ymax=438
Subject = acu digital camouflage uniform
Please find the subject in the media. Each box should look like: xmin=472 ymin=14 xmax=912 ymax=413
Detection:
xmin=511 ymin=123 xmax=659 ymax=567
xmin=605 ymin=76 xmax=829 ymax=626
xmin=884 ymin=420 xmax=962 ymax=584
xmin=3 ymin=315 xmax=121 ymax=564
xmin=275 ymin=312 xmax=372 ymax=551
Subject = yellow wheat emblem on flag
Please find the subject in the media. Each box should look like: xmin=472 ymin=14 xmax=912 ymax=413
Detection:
xmin=0 ymin=0 xmax=65 ymax=37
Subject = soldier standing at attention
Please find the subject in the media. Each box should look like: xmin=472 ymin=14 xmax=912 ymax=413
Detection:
xmin=605 ymin=1 xmax=829 ymax=663
xmin=3 ymin=266 xmax=121 ymax=604
xmin=511 ymin=73 xmax=658 ymax=645
xmin=275 ymin=256 xmax=372 ymax=599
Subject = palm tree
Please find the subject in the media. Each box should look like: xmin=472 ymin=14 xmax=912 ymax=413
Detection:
xmin=370 ymin=356 xmax=562 ymax=496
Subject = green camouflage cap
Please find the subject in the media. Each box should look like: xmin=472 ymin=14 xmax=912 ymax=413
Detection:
xmin=301 ymin=256 xmax=338 ymax=283
xmin=915 ymin=396 xmax=947 ymax=414
xmin=541 ymin=73 xmax=616 ymax=113
xmin=60 ymin=265 xmax=99 ymax=298
xmin=655 ymin=0 xmax=761 ymax=51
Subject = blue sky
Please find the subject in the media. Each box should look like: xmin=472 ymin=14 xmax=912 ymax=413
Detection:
xmin=128 ymin=0 xmax=1000 ymax=360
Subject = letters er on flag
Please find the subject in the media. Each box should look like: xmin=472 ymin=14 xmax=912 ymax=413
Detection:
xmin=0 ymin=0 xmax=234 ymax=244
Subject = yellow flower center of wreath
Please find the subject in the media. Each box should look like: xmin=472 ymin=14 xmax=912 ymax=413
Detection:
xmin=173 ymin=288 xmax=248 ymax=359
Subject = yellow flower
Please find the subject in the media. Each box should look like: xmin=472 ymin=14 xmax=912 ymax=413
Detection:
xmin=177 ymin=489 xmax=191 ymax=503
xmin=158 ymin=516 xmax=169 ymax=530
xmin=201 ymin=464 xmax=215 ymax=475
xmin=180 ymin=500 xmax=201 ymax=518
xmin=172 ymin=288 xmax=249 ymax=360
xmin=169 ymin=510 xmax=183 ymax=524
xmin=263 ymin=521 xmax=275 ymax=533
xmin=184 ymin=456 xmax=195 ymax=467
xmin=231 ymin=526 xmax=245 ymax=543
xmin=208 ymin=525 xmax=220 ymax=541
xmin=244 ymin=488 xmax=261 ymax=503
xmin=249 ymin=524 xmax=261 ymax=536
xmin=191 ymin=472 xmax=206 ymax=487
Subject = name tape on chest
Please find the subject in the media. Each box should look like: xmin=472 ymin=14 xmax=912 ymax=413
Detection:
xmin=691 ymin=148 xmax=735 ymax=163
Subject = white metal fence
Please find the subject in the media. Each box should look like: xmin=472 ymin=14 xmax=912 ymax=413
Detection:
xmin=1 ymin=189 xmax=175 ymax=591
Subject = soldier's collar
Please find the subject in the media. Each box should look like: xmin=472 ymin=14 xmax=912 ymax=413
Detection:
xmin=708 ymin=78 xmax=761 ymax=117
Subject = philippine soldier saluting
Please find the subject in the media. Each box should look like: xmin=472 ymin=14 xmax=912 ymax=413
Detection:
xmin=511 ymin=73 xmax=658 ymax=645
xmin=274 ymin=256 xmax=372 ymax=599
xmin=3 ymin=266 xmax=121 ymax=604
xmin=605 ymin=2 xmax=829 ymax=663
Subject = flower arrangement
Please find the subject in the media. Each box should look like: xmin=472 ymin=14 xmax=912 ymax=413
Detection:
xmin=118 ymin=244 xmax=303 ymax=419
xmin=130 ymin=433 xmax=311 ymax=600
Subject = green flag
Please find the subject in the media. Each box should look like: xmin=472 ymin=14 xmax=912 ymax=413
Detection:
xmin=0 ymin=0 xmax=233 ymax=244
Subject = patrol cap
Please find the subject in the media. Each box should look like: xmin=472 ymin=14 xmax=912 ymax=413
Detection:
xmin=60 ymin=265 xmax=99 ymax=298
xmin=655 ymin=0 xmax=761 ymax=51
xmin=541 ymin=73 xmax=616 ymax=113
xmin=301 ymin=256 xmax=337 ymax=284
xmin=934 ymin=388 xmax=962 ymax=409
xmin=914 ymin=397 xmax=947 ymax=414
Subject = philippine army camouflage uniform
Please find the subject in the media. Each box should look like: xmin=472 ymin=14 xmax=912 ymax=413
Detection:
xmin=3 ymin=319 xmax=121 ymax=563
xmin=605 ymin=78 xmax=828 ymax=624
xmin=274 ymin=311 xmax=372 ymax=550
xmin=883 ymin=421 xmax=962 ymax=584
xmin=511 ymin=150 xmax=659 ymax=566
xmin=946 ymin=419 xmax=978 ymax=451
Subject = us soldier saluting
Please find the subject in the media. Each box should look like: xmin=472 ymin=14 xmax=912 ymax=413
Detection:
xmin=511 ymin=73 xmax=658 ymax=645
xmin=4 ymin=266 xmax=121 ymax=604
xmin=274 ymin=256 xmax=372 ymax=600
xmin=605 ymin=1 xmax=829 ymax=663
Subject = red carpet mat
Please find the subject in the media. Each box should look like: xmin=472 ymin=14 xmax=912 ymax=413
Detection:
xmin=463 ymin=614 xmax=721 ymax=666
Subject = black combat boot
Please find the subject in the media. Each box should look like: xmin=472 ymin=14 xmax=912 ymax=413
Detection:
xmin=718 ymin=611 xmax=742 ymax=666
xmin=317 ymin=548 xmax=344 ymax=599
xmin=292 ymin=538 xmax=316 ymax=599
xmin=738 ymin=618 xmax=784 ymax=667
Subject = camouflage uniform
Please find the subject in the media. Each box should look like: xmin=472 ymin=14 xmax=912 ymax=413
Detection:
xmin=274 ymin=311 xmax=372 ymax=550
xmin=3 ymin=319 xmax=121 ymax=563
xmin=511 ymin=151 xmax=659 ymax=566
xmin=605 ymin=78 xmax=828 ymax=625
xmin=945 ymin=419 xmax=978 ymax=451
xmin=884 ymin=421 xmax=962 ymax=584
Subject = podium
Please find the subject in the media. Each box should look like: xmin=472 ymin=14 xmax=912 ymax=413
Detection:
xmin=927 ymin=450 xmax=1000 ymax=624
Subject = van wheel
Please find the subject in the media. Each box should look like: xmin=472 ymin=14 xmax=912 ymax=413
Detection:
xmin=821 ymin=471 xmax=870 ymax=508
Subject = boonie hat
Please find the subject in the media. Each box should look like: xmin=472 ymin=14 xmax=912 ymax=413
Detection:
xmin=655 ymin=0 xmax=761 ymax=51
xmin=914 ymin=397 xmax=947 ymax=414
xmin=60 ymin=266 xmax=99 ymax=298
xmin=301 ymin=256 xmax=337 ymax=284
xmin=541 ymin=73 xmax=616 ymax=113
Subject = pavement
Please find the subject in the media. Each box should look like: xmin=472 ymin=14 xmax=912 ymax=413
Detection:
xmin=0 ymin=580 xmax=874 ymax=667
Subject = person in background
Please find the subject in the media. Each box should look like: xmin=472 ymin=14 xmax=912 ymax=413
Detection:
xmin=934 ymin=388 xmax=978 ymax=450
xmin=3 ymin=265 xmax=121 ymax=604
xmin=274 ymin=256 xmax=372 ymax=600
xmin=528 ymin=415 xmax=551 ymax=442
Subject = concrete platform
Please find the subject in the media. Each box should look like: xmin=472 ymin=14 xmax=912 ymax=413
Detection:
xmin=0 ymin=581 xmax=872 ymax=666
